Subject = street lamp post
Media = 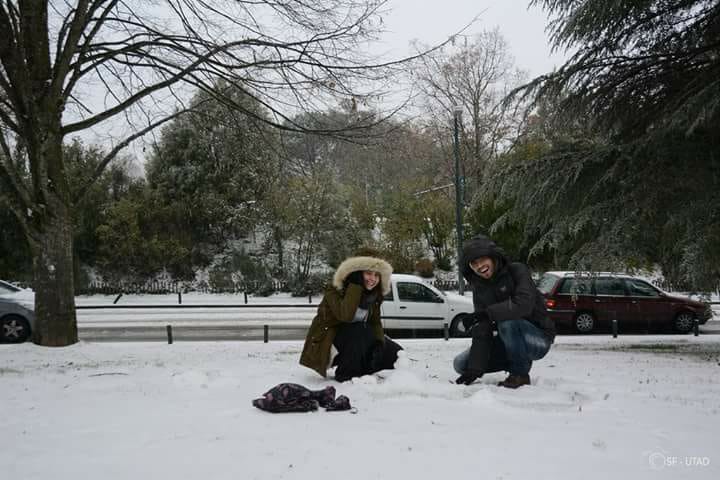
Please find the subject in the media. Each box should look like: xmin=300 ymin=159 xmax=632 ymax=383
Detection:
xmin=453 ymin=105 xmax=464 ymax=295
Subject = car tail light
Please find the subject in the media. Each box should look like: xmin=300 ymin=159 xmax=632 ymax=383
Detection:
xmin=546 ymin=299 xmax=556 ymax=309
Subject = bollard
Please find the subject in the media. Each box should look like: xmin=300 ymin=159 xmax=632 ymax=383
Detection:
xmin=263 ymin=325 xmax=269 ymax=343
xmin=309 ymin=294 xmax=312 ymax=304
xmin=113 ymin=293 xmax=123 ymax=304
xmin=244 ymin=292 xmax=248 ymax=304
xmin=178 ymin=291 xmax=182 ymax=305
xmin=693 ymin=318 xmax=699 ymax=336
xmin=166 ymin=325 xmax=173 ymax=344
xmin=612 ymin=319 xmax=618 ymax=338
xmin=443 ymin=323 xmax=449 ymax=341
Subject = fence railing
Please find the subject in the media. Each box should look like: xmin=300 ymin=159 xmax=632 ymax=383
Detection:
xmin=74 ymin=278 xmax=470 ymax=296
xmin=76 ymin=279 xmax=292 ymax=295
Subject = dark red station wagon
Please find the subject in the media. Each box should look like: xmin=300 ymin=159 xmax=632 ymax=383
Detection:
xmin=537 ymin=272 xmax=713 ymax=334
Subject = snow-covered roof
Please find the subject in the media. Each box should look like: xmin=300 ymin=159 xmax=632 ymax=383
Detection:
xmin=391 ymin=273 xmax=430 ymax=283
xmin=542 ymin=271 xmax=638 ymax=279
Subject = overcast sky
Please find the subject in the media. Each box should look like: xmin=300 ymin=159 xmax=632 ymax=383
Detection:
xmin=379 ymin=0 xmax=566 ymax=77
xmin=93 ymin=1 xmax=568 ymax=164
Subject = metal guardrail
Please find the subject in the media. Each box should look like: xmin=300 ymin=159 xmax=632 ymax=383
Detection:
xmin=75 ymin=302 xmax=452 ymax=343
xmin=86 ymin=321 xmax=452 ymax=344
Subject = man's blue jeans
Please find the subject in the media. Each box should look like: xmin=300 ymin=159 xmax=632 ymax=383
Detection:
xmin=454 ymin=319 xmax=552 ymax=376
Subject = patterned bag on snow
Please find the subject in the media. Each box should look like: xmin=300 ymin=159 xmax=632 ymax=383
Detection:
xmin=252 ymin=383 xmax=351 ymax=413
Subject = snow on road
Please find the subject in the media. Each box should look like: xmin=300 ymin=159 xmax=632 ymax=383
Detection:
xmin=2 ymin=336 xmax=719 ymax=479
xmin=73 ymin=292 xmax=718 ymax=329
xmin=75 ymin=293 xmax=317 ymax=328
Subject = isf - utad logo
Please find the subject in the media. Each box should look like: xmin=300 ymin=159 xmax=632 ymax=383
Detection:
xmin=645 ymin=448 xmax=710 ymax=470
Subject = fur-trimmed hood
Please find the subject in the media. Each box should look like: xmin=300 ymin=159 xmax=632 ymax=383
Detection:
xmin=332 ymin=256 xmax=393 ymax=295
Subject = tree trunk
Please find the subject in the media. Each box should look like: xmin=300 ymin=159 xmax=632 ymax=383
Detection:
xmin=302 ymin=243 xmax=313 ymax=280
xmin=30 ymin=198 xmax=78 ymax=346
xmin=274 ymin=227 xmax=284 ymax=269
xmin=28 ymin=119 xmax=78 ymax=346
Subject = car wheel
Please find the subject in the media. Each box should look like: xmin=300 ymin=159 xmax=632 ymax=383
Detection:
xmin=1 ymin=314 xmax=31 ymax=343
xmin=673 ymin=311 xmax=695 ymax=334
xmin=573 ymin=312 xmax=595 ymax=334
xmin=450 ymin=314 xmax=471 ymax=337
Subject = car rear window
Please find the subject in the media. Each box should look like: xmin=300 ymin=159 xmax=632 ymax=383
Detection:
xmin=537 ymin=274 xmax=560 ymax=294
xmin=557 ymin=277 xmax=593 ymax=295
xmin=383 ymin=284 xmax=394 ymax=301
xmin=397 ymin=282 xmax=442 ymax=303
xmin=595 ymin=277 xmax=627 ymax=296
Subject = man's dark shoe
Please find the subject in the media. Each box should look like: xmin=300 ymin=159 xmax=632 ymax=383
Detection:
xmin=455 ymin=373 xmax=479 ymax=385
xmin=497 ymin=374 xmax=531 ymax=389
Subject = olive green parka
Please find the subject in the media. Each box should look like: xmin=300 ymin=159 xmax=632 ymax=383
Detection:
xmin=299 ymin=256 xmax=393 ymax=378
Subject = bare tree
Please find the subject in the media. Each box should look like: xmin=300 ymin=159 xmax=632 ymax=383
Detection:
xmin=0 ymin=0 xmax=449 ymax=346
xmin=412 ymin=29 xmax=526 ymax=195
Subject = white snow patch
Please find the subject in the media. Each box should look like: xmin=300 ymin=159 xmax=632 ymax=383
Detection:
xmin=1 ymin=339 xmax=719 ymax=479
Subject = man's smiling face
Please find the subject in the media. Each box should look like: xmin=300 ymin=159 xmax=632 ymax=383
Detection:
xmin=469 ymin=256 xmax=494 ymax=279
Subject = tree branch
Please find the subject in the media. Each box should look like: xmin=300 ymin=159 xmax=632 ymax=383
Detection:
xmin=0 ymin=130 xmax=32 ymax=214
xmin=50 ymin=0 xmax=92 ymax=99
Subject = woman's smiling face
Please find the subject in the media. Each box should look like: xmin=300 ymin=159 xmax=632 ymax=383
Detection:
xmin=363 ymin=271 xmax=380 ymax=290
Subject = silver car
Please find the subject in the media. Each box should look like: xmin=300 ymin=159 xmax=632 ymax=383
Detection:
xmin=0 ymin=280 xmax=35 ymax=343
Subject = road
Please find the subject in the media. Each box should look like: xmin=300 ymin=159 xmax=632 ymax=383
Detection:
xmin=75 ymin=305 xmax=314 ymax=341
xmin=73 ymin=303 xmax=720 ymax=342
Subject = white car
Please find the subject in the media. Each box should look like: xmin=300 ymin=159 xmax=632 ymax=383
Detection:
xmin=380 ymin=274 xmax=474 ymax=336
xmin=0 ymin=280 xmax=35 ymax=343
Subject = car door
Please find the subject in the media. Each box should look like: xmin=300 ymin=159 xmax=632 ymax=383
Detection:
xmin=592 ymin=276 xmax=633 ymax=331
xmin=552 ymin=276 xmax=594 ymax=328
xmin=624 ymin=278 xmax=668 ymax=332
xmin=390 ymin=281 xmax=447 ymax=330
xmin=380 ymin=281 xmax=399 ymax=329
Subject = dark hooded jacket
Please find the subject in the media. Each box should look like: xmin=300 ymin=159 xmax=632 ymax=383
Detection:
xmin=462 ymin=235 xmax=555 ymax=341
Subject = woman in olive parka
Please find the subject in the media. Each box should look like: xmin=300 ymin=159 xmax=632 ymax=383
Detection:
xmin=300 ymin=255 xmax=402 ymax=382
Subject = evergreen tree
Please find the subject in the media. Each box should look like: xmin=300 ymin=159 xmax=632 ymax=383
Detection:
xmin=486 ymin=0 xmax=720 ymax=289
xmin=145 ymin=83 xmax=278 ymax=269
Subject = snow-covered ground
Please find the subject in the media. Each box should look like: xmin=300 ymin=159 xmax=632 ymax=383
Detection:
xmin=2 ymin=336 xmax=718 ymax=479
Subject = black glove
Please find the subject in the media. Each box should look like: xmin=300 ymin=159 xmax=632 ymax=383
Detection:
xmin=462 ymin=309 xmax=489 ymax=332
xmin=455 ymin=373 xmax=478 ymax=385
xmin=346 ymin=271 xmax=364 ymax=287
xmin=370 ymin=341 xmax=384 ymax=371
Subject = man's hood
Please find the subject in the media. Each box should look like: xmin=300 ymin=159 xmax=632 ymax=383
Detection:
xmin=461 ymin=234 xmax=508 ymax=281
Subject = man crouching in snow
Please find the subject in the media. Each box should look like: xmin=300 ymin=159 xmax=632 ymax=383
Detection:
xmin=454 ymin=235 xmax=555 ymax=388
